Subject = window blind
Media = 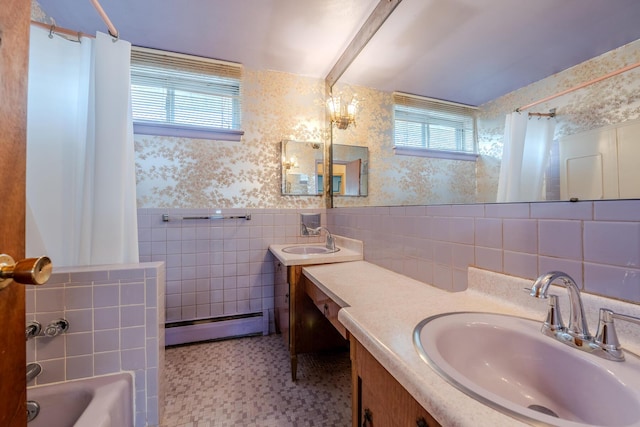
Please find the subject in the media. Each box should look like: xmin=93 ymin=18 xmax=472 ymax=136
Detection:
xmin=394 ymin=93 xmax=477 ymax=156
xmin=130 ymin=47 xmax=243 ymax=137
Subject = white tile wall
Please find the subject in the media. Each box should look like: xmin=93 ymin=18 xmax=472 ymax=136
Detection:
xmin=329 ymin=200 xmax=640 ymax=303
xmin=26 ymin=262 xmax=165 ymax=427
xmin=137 ymin=208 xmax=327 ymax=333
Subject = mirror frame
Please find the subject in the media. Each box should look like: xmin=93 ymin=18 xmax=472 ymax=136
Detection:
xmin=280 ymin=140 xmax=324 ymax=196
xmin=325 ymin=0 xmax=401 ymax=207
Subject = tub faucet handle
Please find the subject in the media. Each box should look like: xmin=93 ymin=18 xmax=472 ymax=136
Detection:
xmin=44 ymin=318 xmax=69 ymax=337
xmin=26 ymin=321 xmax=42 ymax=340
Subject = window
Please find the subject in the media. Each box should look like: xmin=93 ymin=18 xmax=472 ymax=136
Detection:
xmin=130 ymin=47 xmax=243 ymax=141
xmin=393 ymin=93 xmax=478 ymax=161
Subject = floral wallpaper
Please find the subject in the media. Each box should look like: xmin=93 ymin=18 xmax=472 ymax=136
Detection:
xmin=32 ymin=0 xmax=640 ymax=209
xmin=333 ymin=37 xmax=640 ymax=206
xmin=31 ymin=1 xmax=53 ymax=24
xmin=135 ymin=37 xmax=640 ymax=209
xmin=476 ymin=38 xmax=640 ymax=202
xmin=330 ymin=84 xmax=477 ymax=207
xmin=135 ymin=70 xmax=329 ymax=208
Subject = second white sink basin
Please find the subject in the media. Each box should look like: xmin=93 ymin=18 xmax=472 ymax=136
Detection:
xmin=414 ymin=312 xmax=640 ymax=426
xmin=281 ymin=245 xmax=340 ymax=255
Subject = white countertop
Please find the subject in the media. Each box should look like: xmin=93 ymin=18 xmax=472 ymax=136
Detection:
xmin=302 ymin=261 xmax=640 ymax=427
xmin=269 ymin=235 xmax=363 ymax=266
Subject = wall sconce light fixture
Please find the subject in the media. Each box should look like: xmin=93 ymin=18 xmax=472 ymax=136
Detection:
xmin=282 ymin=155 xmax=298 ymax=170
xmin=327 ymin=94 xmax=358 ymax=130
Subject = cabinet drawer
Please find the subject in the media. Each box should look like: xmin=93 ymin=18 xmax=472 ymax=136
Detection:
xmin=304 ymin=277 xmax=348 ymax=339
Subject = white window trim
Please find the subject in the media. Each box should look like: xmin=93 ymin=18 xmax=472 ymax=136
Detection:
xmin=131 ymin=46 xmax=243 ymax=141
xmin=133 ymin=122 xmax=244 ymax=141
xmin=393 ymin=145 xmax=478 ymax=161
xmin=393 ymin=92 xmax=478 ymax=160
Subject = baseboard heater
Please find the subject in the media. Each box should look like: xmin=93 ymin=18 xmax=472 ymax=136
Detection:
xmin=165 ymin=311 xmax=269 ymax=346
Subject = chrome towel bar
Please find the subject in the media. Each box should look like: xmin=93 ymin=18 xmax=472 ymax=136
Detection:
xmin=162 ymin=213 xmax=251 ymax=222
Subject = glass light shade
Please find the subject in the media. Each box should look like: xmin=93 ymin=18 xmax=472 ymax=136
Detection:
xmin=328 ymin=95 xmax=358 ymax=129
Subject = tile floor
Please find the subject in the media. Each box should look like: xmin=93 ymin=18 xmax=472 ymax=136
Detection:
xmin=160 ymin=334 xmax=351 ymax=427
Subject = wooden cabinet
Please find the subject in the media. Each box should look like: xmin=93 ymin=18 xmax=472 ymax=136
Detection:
xmin=274 ymin=260 xmax=348 ymax=381
xmin=351 ymin=336 xmax=441 ymax=427
xmin=273 ymin=260 xmax=289 ymax=336
xmin=303 ymin=275 xmax=347 ymax=339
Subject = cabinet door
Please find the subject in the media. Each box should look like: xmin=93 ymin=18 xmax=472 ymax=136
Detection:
xmin=273 ymin=259 xmax=289 ymax=335
xmin=352 ymin=337 xmax=441 ymax=427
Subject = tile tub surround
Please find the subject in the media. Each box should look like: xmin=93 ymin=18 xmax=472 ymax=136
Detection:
xmin=328 ymin=199 xmax=640 ymax=304
xmin=137 ymin=208 xmax=329 ymax=333
xmin=302 ymin=261 xmax=640 ymax=426
xmin=26 ymin=262 xmax=165 ymax=427
xmin=27 ymin=373 xmax=134 ymax=427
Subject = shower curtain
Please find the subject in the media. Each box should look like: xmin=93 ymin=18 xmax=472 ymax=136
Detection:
xmin=496 ymin=112 xmax=556 ymax=203
xmin=26 ymin=26 xmax=139 ymax=267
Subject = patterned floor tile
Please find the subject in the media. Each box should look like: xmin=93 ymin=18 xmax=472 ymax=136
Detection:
xmin=161 ymin=334 xmax=351 ymax=427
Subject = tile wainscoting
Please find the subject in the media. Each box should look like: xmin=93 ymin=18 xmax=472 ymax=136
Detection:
xmin=137 ymin=208 xmax=328 ymax=341
xmin=26 ymin=262 xmax=165 ymax=427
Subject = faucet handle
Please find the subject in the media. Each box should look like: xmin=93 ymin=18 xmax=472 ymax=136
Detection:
xmin=595 ymin=309 xmax=640 ymax=361
xmin=25 ymin=321 xmax=42 ymax=341
xmin=44 ymin=318 xmax=69 ymax=337
xmin=542 ymin=294 xmax=565 ymax=337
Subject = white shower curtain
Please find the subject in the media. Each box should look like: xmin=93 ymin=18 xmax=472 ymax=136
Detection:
xmin=26 ymin=26 xmax=139 ymax=267
xmin=496 ymin=112 xmax=556 ymax=203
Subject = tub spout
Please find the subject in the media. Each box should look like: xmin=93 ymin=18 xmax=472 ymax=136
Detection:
xmin=26 ymin=362 xmax=42 ymax=383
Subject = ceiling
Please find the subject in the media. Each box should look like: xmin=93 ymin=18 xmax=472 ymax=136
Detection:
xmin=37 ymin=0 xmax=640 ymax=106
xmin=341 ymin=0 xmax=640 ymax=105
xmin=36 ymin=0 xmax=379 ymax=78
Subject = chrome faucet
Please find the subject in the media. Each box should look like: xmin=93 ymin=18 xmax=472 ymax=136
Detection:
xmin=530 ymin=271 xmax=591 ymax=341
xmin=302 ymin=224 xmax=335 ymax=251
xmin=315 ymin=226 xmax=335 ymax=251
xmin=530 ymin=271 xmax=640 ymax=361
xmin=26 ymin=362 xmax=42 ymax=383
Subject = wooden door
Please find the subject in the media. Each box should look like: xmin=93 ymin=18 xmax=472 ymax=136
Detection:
xmin=0 ymin=0 xmax=30 ymax=425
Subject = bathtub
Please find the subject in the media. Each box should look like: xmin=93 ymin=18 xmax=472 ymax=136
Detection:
xmin=27 ymin=373 xmax=133 ymax=427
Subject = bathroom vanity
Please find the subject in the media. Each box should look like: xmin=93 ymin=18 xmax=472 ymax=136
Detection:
xmin=301 ymin=261 xmax=640 ymax=427
xmin=269 ymin=237 xmax=363 ymax=381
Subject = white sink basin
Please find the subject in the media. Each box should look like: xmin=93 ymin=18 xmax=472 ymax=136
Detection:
xmin=281 ymin=245 xmax=340 ymax=255
xmin=414 ymin=312 xmax=640 ymax=426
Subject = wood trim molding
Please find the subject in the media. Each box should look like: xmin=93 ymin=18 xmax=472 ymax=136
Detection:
xmin=325 ymin=0 xmax=403 ymax=88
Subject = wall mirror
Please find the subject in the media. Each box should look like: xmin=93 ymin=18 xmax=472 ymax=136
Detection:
xmin=329 ymin=0 xmax=640 ymax=208
xmin=281 ymin=140 xmax=323 ymax=196
xmin=327 ymin=144 xmax=368 ymax=197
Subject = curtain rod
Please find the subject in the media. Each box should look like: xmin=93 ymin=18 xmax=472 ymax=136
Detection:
xmin=31 ymin=0 xmax=118 ymax=41
xmin=31 ymin=20 xmax=94 ymax=40
xmin=516 ymin=59 xmax=640 ymax=112
xmin=90 ymin=0 xmax=119 ymax=39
